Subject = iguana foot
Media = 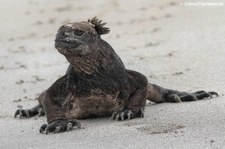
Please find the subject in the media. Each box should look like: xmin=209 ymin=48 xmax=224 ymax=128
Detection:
xmin=167 ymin=91 xmax=218 ymax=102
xmin=14 ymin=104 xmax=45 ymax=118
xmin=14 ymin=109 xmax=45 ymax=118
xmin=14 ymin=109 xmax=31 ymax=118
xmin=193 ymin=91 xmax=218 ymax=99
xmin=112 ymin=108 xmax=144 ymax=121
xmin=39 ymin=119 xmax=81 ymax=134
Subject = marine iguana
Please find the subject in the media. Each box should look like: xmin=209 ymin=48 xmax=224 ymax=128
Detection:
xmin=14 ymin=17 xmax=218 ymax=134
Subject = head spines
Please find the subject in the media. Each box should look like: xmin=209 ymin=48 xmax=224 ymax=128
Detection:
xmin=88 ymin=17 xmax=110 ymax=35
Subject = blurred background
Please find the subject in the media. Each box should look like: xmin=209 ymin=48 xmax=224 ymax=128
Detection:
xmin=0 ymin=0 xmax=225 ymax=148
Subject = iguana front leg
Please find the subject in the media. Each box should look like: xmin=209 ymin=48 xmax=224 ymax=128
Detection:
xmin=39 ymin=90 xmax=81 ymax=134
xmin=112 ymin=70 xmax=148 ymax=120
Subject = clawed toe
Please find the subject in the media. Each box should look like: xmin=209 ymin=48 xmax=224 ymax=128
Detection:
xmin=39 ymin=124 xmax=47 ymax=133
xmin=14 ymin=109 xmax=30 ymax=118
xmin=39 ymin=119 xmax=81 ymax=134
xmin=66 ymin=122 xmax=73 ymax=131
xmin=208 ymin=91 xmax=219 ymax=97
xmin=53 ymin=126 xmax=62 ymax=134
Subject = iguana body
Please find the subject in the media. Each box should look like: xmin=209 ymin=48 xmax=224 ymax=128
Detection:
xmin=15 ymin=18 xmax=218 ymax=134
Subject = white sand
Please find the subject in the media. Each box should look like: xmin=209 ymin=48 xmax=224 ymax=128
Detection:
xmin=0 ymin=0 xmax=225 ymax=148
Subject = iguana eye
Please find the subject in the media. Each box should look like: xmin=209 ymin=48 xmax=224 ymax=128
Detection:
xmin=74 ymin=29 xmax=84 ymax=36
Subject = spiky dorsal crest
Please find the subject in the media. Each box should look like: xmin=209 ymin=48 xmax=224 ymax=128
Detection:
xmin=88 ymin=17 xmax=110 ymax=35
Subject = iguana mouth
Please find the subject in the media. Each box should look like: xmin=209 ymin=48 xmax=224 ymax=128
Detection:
xmin=55 ymin=38 xmax=83 ymax=48
xmin=55 ymin=38 xmax=88 ymax=56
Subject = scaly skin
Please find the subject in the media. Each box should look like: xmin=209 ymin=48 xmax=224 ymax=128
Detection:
xmin=14 ymin=17 xmax=218 ymax=134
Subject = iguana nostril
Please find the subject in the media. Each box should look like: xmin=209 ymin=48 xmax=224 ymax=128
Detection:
xmin=64 ymin=32 xmax=70 ymax=36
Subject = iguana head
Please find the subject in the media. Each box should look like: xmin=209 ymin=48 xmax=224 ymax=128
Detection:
xmin=55 ymin=17 xmax=126 ymax=83
xmin=55 ymin=17 xmax=115 ymax=75
xmin=55 ymin=17 xmax=110 ymax=57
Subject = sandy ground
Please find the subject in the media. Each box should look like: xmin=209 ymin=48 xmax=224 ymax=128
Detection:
xmin=0 ymin=0 xmax=225 ymax=148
